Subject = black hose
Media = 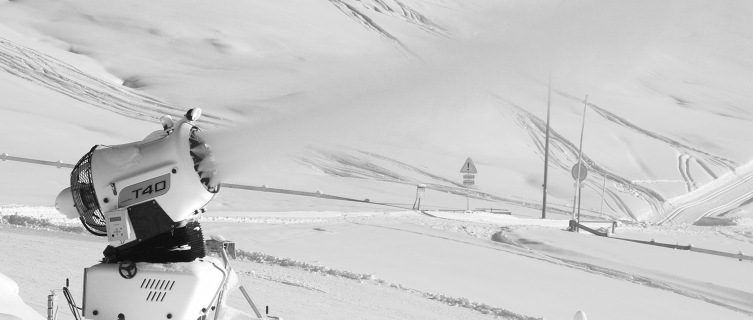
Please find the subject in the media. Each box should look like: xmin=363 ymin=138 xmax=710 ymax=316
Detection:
xmin=62 ymin=287 xmax=83 ymax=320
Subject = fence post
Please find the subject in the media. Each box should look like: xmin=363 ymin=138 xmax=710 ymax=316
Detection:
xmin=47 ymin=290 xmax=58 ymax=320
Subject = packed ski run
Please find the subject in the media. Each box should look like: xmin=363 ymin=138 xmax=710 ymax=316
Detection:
xmin=2 ymin=209 xmax=753 ymax=320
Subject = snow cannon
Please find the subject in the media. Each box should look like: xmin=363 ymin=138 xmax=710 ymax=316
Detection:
xmin=59 ymin=108 xmax=219 ymax=263
xmin=47 ymin=109 xmax=272 ymax=320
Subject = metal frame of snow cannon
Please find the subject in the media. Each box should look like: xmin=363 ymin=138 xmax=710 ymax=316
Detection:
xmin=207 ymin=239 xmax=276 ymax=320
xmin=205 ymin=239 xmax=237 ymax=260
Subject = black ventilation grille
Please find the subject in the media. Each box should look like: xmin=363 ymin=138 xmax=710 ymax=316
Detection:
xmin=141 ymin=278 xmax=176 ymax=302
xmin=188 ymin=128 xmax=218 ymax=193
xmin=70 ymin=146 xmax=107 ymax=236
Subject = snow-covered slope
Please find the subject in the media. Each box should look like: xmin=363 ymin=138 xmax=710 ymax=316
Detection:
xmin=2 ymin=1 xmax=753 ymax=219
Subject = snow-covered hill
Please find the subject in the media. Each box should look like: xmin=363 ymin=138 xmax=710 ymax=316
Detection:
xmin=3 ymin=0 xmax=753 ymax=222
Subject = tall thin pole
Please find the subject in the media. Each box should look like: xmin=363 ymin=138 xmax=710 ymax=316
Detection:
xmin=573 ymin=95 xmax=588 ymax=224
xmin=541 ymin=71 xmax=553 ymax=219
xmin=466 ymin=185 xmax=470 ymax=211
xmin=577 ymin=180 xmax=583 ymax=222
xmin=599 ymin=175 xmax=607 ymax=217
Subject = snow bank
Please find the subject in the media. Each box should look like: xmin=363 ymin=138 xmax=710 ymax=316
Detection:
xmin=0 ymin=273 xmax=19 ymax=296
xmin=235 ymin=249 xmax=540 ymax=319
xmin=0 ymin=273 xmax=44 ymax=320
xmin=136 ymin=257 xmax=224 ymax=274
xmin=424 ymin=293 xmax=541 ymax=320
xmin=693 ymin=217 xmax=738 ymax=227
xmin=236 ymin=249 xmax=375 ymax=281
xmin=0 ymin=213 xmax=84 ymax=234
xmin=0 ymin=205 xmax=79 ymax=226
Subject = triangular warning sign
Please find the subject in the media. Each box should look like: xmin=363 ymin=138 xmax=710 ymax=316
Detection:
xmin=460 ymin=157 xmax=478 ymax=174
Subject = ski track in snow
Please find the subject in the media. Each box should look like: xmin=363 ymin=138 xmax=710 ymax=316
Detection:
xmin=498 ymin=99 xmax=665 ymax=221
xmin=328 ymin=0 xmax=450 ymax=54
xmin=0 ymin=37 xmax=227 ymax=126
xmin=657 ymin=168 xmax=753 ymax=225
xmin=555 ymin=91 xmax=737 ymax=184
xmin=678 ymin=153 xmax=696 ymax=192
xmin=371 ymin=0 xmax=450 ymax=37
xmin=328 ymin=0 xmax=409 ymax=52
xmin=547 ymin=93 xmax=753 ymax=225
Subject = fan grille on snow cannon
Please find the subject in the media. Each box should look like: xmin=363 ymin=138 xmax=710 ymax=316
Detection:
xmin=66 ymin=110 xmax=218 ymax=245
xmin=70 ymin=146 xmax=107 ymax=236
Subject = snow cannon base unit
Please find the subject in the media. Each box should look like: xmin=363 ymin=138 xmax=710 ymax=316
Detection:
xmin=82 ymin=260 xmax=225 ymax=320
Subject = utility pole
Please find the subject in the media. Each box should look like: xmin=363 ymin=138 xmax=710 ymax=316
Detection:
xmin=541 ymin=71 xmax=553 ymax=219
xmin=572 ymin=96 xmax=588 ymax=226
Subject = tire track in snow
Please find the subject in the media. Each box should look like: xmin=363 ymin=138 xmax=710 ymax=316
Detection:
xmin=678 ymin=154 xmax=696 ymax=192
xmin=657 ymin=170 xmax=753 ymax=224
xmin=0 ymin=37 xmax=228 ymax=126
xmin=684 ymin=156 xmax=696 ymax=190
xmin=236 ymin=247 xmax=542 ymax=320
xmin=697 ymin=188 xmax=753 ymax=221
xmin=500 ymin=232 xmax=753 ymax=317
xmin=498 ymin=99 xmax=665 ymax=220
xmin=697 ymin=158 xmax=720 ymax=180
xmin=556 ymin=257 xmax=753 ymax=316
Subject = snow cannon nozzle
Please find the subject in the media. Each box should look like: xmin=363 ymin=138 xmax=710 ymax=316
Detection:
xmin=160 ymin=115 xmax=175 ymax=131
xmin=185 ymin=108 xmax=202 ymax=122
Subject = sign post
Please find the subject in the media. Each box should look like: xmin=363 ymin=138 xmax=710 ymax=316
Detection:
xmin=571 ymin=162 xmax=587 ymax=225
xmin=569 ymin=95 xmax=589 ymax=231
xmin=460 ymin=157 xmax=478 ymax=212
xmin=413 ymin=184 xmax=426 ymax=210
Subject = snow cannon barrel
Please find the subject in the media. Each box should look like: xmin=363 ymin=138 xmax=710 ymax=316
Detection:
xmin=62 ymin=110 xmax=219 ymax=262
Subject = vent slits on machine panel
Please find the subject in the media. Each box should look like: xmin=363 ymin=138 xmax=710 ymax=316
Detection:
xmin=140 ymin=278 xmax=176 ymax=302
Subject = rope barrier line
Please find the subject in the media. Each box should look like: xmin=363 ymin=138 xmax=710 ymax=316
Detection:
xmin=218 ymin=183 xmax=416 ymax=211
xmin=571 ymin=220 xmax=753 ymax=262
xmin=1 ymin=153 xmax=75 ymax=169
xmin=0 ymin=152 xmax=428 ymax=212
xmin=612 ymin=237 xmax=753 ymax=262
